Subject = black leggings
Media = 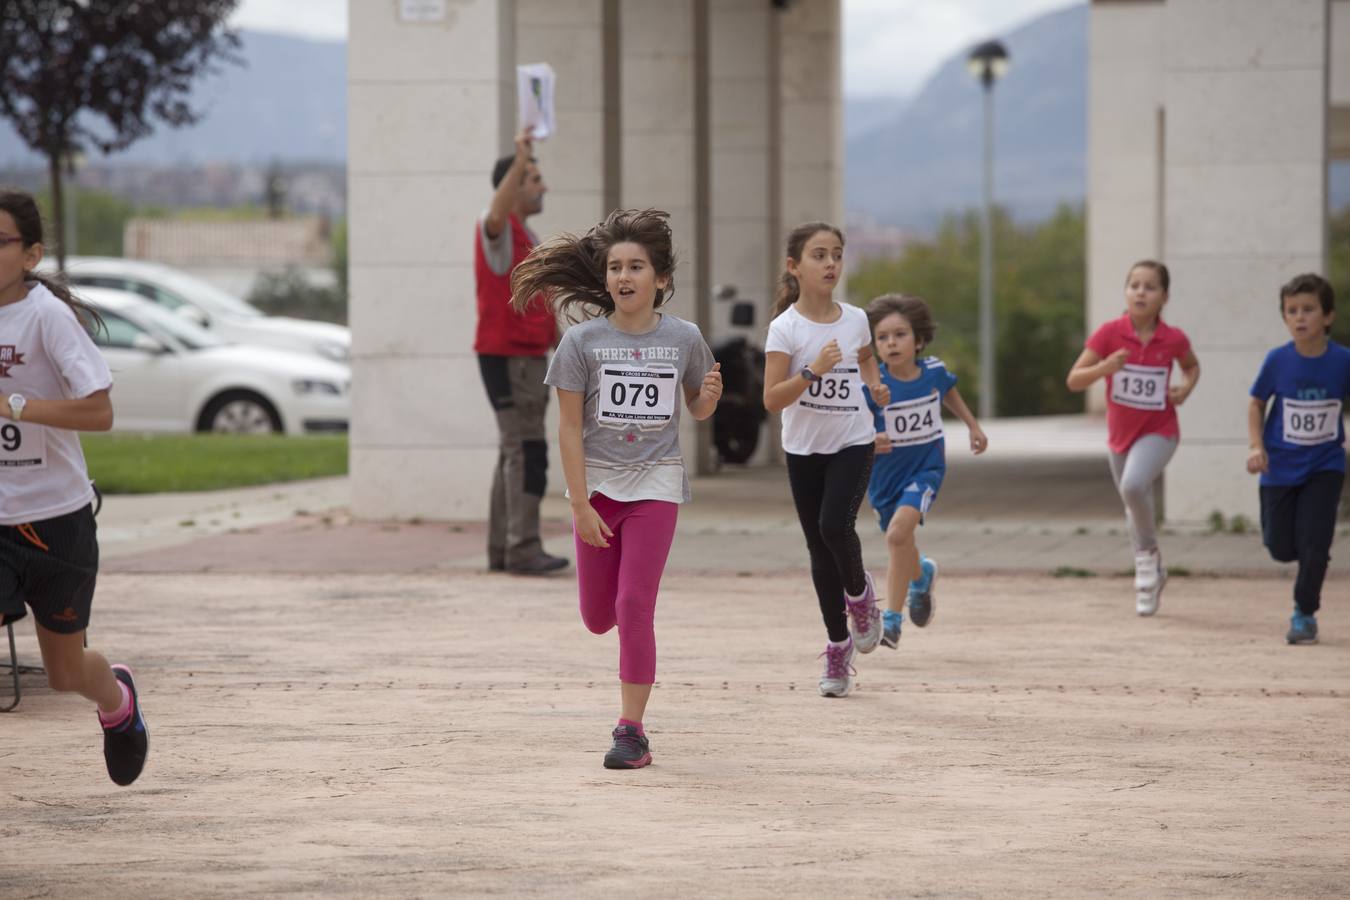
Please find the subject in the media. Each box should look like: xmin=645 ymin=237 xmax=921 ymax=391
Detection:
xmin=786 ymin=443 xmax=874 ymax=642
xmin=1260 ymin=470 xmax=1344 ymax=615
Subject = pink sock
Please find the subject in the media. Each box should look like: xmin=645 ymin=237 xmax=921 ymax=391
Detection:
xmin=98 ymin=681 xmax=132 ymax=728
xmin=618 ymin=717 xmax=644 ymax=736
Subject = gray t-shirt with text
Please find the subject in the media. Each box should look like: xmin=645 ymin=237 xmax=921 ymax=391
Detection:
xmin=545 ymin=313 xmax=715 ymax=504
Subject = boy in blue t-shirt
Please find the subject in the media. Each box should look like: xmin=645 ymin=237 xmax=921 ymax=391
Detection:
xmin=1247 ymin=273 xmax=1350 ymax=645
xmin=863 ymin=294 xmax=987 ymax=648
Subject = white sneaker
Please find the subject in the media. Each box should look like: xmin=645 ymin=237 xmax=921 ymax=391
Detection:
xmin=1134 ymin=550 xmax=1164 ymax=616
xmin=844 ymin=572 xmax=882 ymax=654
xmin=818 ymin=638 xmax=856 ymax=697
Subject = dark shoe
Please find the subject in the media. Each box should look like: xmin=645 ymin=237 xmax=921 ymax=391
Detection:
xmin=488 ymin=559 xmax=505 ymax=572
xmin=505 ymin=553 xmax=569 ymax=576
xmin=102 ymin=665 xmax=148 ymax=786
xmin=1286 ymin=612 xmax=1318 ymax=645
xmin=603 ymin=725 xmax=652 ymax=769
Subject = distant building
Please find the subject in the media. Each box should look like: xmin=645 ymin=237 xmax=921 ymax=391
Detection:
xmin=123 ymin=217 xmax=332 ymax=268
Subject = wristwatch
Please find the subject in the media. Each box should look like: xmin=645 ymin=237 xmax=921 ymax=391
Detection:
xmin=799 ymin=367 xmax=821 ymax=383
xmin=7 ymin=393 xmax=25 ymax=421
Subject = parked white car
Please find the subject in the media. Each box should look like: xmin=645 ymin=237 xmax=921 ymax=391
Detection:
xmin=42 ymin=256 xmax=350 ymax=363
xmin=80 ymin=287 xmax=350 ymax=435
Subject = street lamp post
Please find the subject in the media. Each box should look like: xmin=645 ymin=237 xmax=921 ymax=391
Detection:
xmin=966 ymin=40 xmax=1009 ymax=421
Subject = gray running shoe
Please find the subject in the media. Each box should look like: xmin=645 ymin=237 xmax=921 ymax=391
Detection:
xmin=844 ymin=572 xmax=882 ymax=653
xmin=818 ymin=638 xmax=857 ymax=697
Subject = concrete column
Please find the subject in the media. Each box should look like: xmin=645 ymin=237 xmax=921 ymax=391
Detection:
xmin=777 ymin=1 xmax=843 ymax=235
xmin=1086 ymin=1 xmax=1166 ymax=414
xmin=709 ymin=0 xmax=775 ymax=341
xmin=347 ymin=0 xmax=517 ymax=519
xmin=618 ymin=0 xmax=713 ymax=473
xmin=1161 ymin=0 xmax=1328 ymax=522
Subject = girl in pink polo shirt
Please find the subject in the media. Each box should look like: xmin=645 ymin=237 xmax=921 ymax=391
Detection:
xmin=1067 ymin=260 xmax=1201 ymax=616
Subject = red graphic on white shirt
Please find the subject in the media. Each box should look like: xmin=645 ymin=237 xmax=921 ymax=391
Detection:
xmin=0 ymin=345 xmax=25 ymax=378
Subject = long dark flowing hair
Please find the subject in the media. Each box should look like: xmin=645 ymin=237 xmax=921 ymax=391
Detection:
xmin=771 ymin=221 xmax=845 ymax=319
xmin=0 ymin=188 xmax=103 ymax=334
xmin=510 ymin=208 xmax=676 ymax=321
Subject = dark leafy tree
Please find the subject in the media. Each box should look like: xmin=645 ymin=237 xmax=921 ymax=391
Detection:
xmin=0 ymin=0 xmax=242 ymax=268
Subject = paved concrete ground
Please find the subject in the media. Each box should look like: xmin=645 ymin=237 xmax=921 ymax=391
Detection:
xmin=5 ymin=417 xmax=1349 ymax=898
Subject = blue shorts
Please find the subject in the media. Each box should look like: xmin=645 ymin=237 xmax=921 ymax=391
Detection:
xmin=874 ymin=470 xmax=943 ymax=531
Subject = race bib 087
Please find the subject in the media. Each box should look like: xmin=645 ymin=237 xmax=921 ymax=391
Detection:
xmin=597 ymin=364 xmax=678 ymax=428
xmin=1111 ymin=364 xmax=1168 ymax=411
xmin=800 ymin=366 xmax=862 ymax=414
xmin=1281 ymin=398 xmax=1341 ymax=446
xmin=0 ymin=421 xmax=46 ymax=469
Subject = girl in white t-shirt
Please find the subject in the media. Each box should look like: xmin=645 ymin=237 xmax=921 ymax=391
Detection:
xmin=0 ymin=189 xmax=148 ymax=785
xmin=763 ymin=222 xmax=891 ymax=698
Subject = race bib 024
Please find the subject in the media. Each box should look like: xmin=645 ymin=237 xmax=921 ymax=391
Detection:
xmin=1111 ymin=363 xmax=1169 ymax=411
xmin=0 ymin=421 xmax=46 ymax=470
xmin=1281 ymin=398 xmax=1342 ymax=446
xmin=800 ymin=366 xmax=862 ymax=414
xmin=883 ymin=392 xmax=944 ymax=446
xmin=597 ymin=364 xmax=678 ymax=428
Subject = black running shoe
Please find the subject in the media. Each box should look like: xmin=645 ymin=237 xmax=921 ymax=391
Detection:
xmin=602 ymin=725 xmax=652 ymax=769
xmin=102 ymin=665 xmax=148 ymax=786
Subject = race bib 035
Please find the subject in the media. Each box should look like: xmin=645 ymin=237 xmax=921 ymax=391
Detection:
xmin=800 ymin=366 xmax=862 ymax=414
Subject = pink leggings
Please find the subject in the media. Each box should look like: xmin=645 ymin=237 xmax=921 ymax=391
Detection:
xmin=574 ymin=493 xmax=679 ymax=684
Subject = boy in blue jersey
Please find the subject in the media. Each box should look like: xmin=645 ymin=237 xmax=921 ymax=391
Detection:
xmin=1247 ymin=273 xmax=1350 ymax=645
xmin=864 ymin=295 xmax=987 ymax=648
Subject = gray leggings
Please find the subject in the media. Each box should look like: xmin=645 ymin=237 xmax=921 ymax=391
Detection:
xmin=1107 ymin=434 xmax=1178 ymax=553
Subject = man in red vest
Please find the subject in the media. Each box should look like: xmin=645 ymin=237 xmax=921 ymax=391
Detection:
xmin=476 ymin=128 xmax=568 ymax=575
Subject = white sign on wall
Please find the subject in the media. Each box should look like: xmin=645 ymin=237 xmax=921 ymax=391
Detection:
xmin=516 ymin=63 xmax=557 ymax=140
xmin=399 ymin=0 xmax=447 ymax=23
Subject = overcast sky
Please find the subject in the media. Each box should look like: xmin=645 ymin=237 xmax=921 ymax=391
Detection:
xmin=229 ymin=0 xmax=1080 ymax=98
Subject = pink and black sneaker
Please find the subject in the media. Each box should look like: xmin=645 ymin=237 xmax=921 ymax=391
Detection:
xmin=603 ymin=725 xmax=652 ymax=769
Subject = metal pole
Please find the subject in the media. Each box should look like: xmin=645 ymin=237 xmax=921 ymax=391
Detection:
xmin=978 ymin=82 xmax=995 ymax=420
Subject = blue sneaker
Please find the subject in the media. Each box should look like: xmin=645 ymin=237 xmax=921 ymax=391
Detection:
xmin=881 ymin=609 xmax=903 ymax=649
xmin=907 ymin=557 xmax=938 ymax=628
xmin=1286 ymin=612 xmax=1318 ymax=645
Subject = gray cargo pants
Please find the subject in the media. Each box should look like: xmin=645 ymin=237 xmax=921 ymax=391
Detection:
xmin=478 ymin=354 xmax=550 ymax=568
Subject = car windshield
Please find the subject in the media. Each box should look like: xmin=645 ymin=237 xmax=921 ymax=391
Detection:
xmin=148 ymin=267 xmax=265 ymax=319
xmin=130 ymin=299 xmax=227 ymax=349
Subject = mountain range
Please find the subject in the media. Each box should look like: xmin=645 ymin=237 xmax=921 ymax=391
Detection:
xmin=1 ymin=13 xmax=1345 ymax=228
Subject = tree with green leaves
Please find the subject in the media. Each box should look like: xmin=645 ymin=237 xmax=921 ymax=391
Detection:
xmin=0 ymin=1 xmax=242 ymax=269
xmin=848 ymin=204 xmax=1087 ymax=417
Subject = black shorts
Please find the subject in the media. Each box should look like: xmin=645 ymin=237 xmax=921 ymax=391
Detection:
xmin=0 ymin=504 xmax=99 ymax=635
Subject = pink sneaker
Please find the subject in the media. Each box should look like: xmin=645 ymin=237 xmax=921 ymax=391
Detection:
xmin=818 ymin=638 xmax=856 ymax=697
xmin=844 ymin=572 xmax=882 ymax=653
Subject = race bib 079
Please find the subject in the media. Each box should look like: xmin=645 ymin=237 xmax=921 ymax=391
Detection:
xmin=800 ymin=366 xmax=862 ymax=414
xmin=1281 ymin=398 xmax=1342 ymax=446
xmin=597 ymin=364 xmax=678 ymax=428
xmin=0 ymin=421 xmax=46 ymax=469
xmin=1111 ymin=363 xmax=1169 ymax=411
xmin=883 ymin=392 xmax=944 ymax=446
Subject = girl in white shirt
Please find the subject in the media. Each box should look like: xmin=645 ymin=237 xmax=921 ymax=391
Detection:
xmin=0 ymin=189 xmax=148 ymax=785
xmin=763 ymin=222 xmax=890 ymax=698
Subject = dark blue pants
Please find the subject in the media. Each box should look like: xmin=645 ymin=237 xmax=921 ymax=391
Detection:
xmin=1260 ymin=470 xmax=1344 ymax=615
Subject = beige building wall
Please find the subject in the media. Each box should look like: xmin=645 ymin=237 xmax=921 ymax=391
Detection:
xmin=1089 ymin=0 xmax=1332 ymax=523
xmin=348 ymin=1 xmax=841 ymax=518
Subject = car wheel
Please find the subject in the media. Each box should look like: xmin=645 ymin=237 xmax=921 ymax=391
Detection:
xmin=198 ymin=390 xmax=284 ymax=435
